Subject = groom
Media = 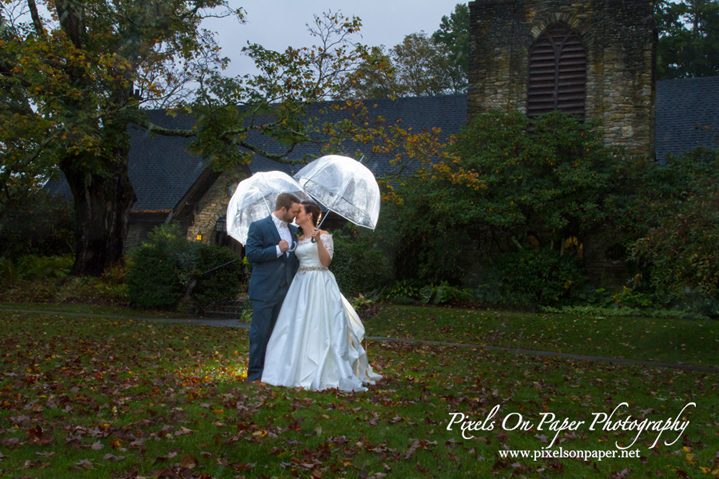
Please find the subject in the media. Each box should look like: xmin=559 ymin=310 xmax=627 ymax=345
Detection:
xmin=244 ymin=193 xmax=301 ymax=382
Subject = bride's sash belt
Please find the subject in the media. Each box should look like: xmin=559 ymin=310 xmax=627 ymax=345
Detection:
xmin=298 ymin=266 xmax=328 ymax=273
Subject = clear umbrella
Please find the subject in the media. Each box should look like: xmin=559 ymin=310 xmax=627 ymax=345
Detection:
xmin=294 ymin=155 xmax=380 ymax=230
xmin=226 ymin=171 xmax=310 ymax=245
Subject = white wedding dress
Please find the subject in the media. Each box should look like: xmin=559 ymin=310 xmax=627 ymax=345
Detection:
xmin=261 ymin=234 xmax=382 ymax=391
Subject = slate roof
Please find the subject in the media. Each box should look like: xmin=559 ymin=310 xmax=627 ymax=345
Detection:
xmin=44 ymin=94 xmax=468 ymax=211
xmin=43 ymin=78 xmax=719 ymax=210
xmin=655 ymin=76 xmax=719 ymax=161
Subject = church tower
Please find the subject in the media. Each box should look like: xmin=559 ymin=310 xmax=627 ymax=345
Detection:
xmin=468 ymin=0 xmax=656 ymax=157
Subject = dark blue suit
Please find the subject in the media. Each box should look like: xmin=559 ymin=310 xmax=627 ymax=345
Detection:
xmin=245 ymin=215 xmax=299 ymax=381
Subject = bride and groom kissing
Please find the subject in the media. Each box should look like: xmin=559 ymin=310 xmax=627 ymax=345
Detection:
xmin=244 ymin=193 xmax=381 ymax=391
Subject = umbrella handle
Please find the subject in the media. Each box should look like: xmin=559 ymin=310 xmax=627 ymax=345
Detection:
xmin=310 ymin=213 xmax=329 ymax=243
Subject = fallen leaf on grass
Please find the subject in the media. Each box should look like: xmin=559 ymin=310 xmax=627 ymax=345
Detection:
xmin=19 ymin=459 xmax=51 ymax=469
xmin=231 ymin=462 xmax=255 ymax=471
xmin=103 ymin=453 xmax=125 ymax=462
xmin=1 ymin=438 xmax=20 ymax=448
xmin=180 ymin=453 xmax=198 ymax=469
xmin=74 ymin=459 xmax=94 ymax=470
xmin=609 ymin=468 xmax=633 ymax=479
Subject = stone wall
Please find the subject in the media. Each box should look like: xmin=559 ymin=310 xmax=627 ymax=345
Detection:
xmin=186 ymin=168 xmax=249 ymax=245
xmin=468 ymin=0 xmax=656 ymax=158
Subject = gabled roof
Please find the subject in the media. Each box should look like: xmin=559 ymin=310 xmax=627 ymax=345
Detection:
xmin=44 ymin=95 xmax=468 ymax=212
xmin=43 ymin=78 xmax=719 ymax=211
xmin=655 ymin=76 xmax=719 ymax=160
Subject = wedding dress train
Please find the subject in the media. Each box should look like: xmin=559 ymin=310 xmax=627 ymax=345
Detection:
xmin=261 ymin=234 xmax=381 ymax=391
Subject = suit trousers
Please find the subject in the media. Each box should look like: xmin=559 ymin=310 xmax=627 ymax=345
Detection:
xmin=247 ymin=290 xmax=288 ymax=381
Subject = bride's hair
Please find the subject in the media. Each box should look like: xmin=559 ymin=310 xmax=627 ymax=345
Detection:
xmin=300 ymin=201 xmax=322 ymax=227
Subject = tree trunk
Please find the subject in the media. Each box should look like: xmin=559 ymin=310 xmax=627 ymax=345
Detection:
xmin=61 ymin=149 xmax=137 ymax=276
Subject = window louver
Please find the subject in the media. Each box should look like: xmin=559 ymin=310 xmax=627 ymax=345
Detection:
xmin=527 ymin=23 xmax=586 ymax=119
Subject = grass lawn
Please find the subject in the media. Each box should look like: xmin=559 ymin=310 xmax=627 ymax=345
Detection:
xmin=1 ymin=308 xmax=717 ymax=478
xmin=364 ymin=305 xmax=719 ymax=367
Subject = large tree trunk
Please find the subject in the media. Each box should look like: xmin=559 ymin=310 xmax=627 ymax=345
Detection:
xmin=61 ymin=149 xmax=137 ymax=276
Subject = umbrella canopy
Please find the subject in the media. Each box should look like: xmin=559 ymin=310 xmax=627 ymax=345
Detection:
xmin=226 ymin=171 xmax=309 ymax=245
xmin=294 ymin=155 xmax=380 ymax=229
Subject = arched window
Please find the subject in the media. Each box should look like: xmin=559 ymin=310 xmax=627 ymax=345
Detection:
xmin=527 ymin=23 xmax=586 ymax=119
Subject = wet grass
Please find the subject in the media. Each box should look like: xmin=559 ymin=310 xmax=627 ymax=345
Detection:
xmin=1 ymin=309 xmax=717 ymax=477
xmin=364 ymin=306 xmax=719 ymax=367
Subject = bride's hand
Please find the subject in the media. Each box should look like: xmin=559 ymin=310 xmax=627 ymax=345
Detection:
xmin=311 ymin=228 xmax=320 ymax=241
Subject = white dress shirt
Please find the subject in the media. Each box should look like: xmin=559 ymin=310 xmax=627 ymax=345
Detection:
xmin=271 ymin=213 xmax=293 ymax=258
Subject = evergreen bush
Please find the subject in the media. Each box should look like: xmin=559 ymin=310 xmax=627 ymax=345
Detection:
xmin=191 ymin=245 xmax=244 ymax=310
xmin=478 ymin=249 xmax=587 ymax=307
xmin=331 ymin=228 xmax=393 ymax=298
xmin=388 ymin=110 xmax=633 ymax=288
xmin=127 ymin=223 xmax=200 ymax=309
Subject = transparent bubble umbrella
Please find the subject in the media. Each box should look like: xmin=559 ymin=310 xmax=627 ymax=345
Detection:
xmin=226 ymin=171 xmax=310 ymax=245
xmin=294 ymin=155 xmax=380 ymax=230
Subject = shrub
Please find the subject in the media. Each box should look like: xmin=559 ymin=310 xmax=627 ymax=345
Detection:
xmin=631 ymin=181 xmax=719 ymax=303
xmin=478 ymin=249 xmax=586 ymax=307
xmin=127 ymin=223 xmax=200 ymax=309
xmin=0 ymin=257 xmax=18 ymax=289
xmin=0 ymin=190 xmax=75 ymax=259
xmin=389 ymin=296 xmax=415 ymax=305
xmin=239 ymin=299 xmax=253 ymax=323
xmin=379 ymin=279 xmax=422 ymax=301
xmin=612 ymin=286 xmax=654 ymax=309
xmin=331 ymin=228 xmax=393 ymax=298
xmin=16 ymin=255 xmax=73 ymax=281
xmin=191 ymin=245 xmax=245 ymax=310
xmin=56 ymin=276 xmax=128 ymax=305
xmin=388 ymin=110 xmax=633 ymax=287
xmin=0 ymin=256 xmax=126 ymax=306
xmin=420 ymin=282 xmax=474 ymax=306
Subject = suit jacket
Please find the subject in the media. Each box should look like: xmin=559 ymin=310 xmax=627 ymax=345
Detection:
xmin=246 ymin=215 xmax=300 ymax=302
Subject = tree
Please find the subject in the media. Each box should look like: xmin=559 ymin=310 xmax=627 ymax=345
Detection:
xmin=431 ymin=3 xmax=469 ymax=94
xmin=388 ymin=111 xmax=636 ymax=284
xmin=656 ymin=0 xmax=719 ymax=79
xmin=341 ymin=3 xmax=469 ymax=99
xmin=390 ymin=32 xmax=458 ymax=97
xmin=339 ymin=46 xmax=400 ymax=100
xmin=628 ymin=148 xmax=719 ymax=304
xmin=0 ymin=3 xmax=374 ymax=276
xmin=631 ymin=182 xmax=719 ymax=302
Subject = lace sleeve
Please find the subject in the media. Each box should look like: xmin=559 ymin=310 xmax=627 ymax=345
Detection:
xmin=320 ymin=233 xmax=334 ymax=259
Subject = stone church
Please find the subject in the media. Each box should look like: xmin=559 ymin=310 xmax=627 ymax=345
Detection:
xmin=468 ymin=0 xmax=656 ymax=157
xmin=46 ymin=0 xmax=717 ymax=271
xmin=467 ymin=0 xmax=658 ymax=282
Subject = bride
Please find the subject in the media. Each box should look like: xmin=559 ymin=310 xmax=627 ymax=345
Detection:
xmin=261 ymin=201 xmax=382 ymax=391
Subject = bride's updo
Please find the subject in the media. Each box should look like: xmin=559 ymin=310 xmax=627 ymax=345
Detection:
xmin=301 ymin=201 xmax=322 ymax=227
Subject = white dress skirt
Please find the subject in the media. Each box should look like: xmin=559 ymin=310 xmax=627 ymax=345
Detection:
xmin=261 ymin=234 xmax=382 ymax=391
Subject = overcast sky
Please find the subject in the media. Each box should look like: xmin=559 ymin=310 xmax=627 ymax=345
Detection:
xmin=203 ymin=0 xmax=466 ymax=77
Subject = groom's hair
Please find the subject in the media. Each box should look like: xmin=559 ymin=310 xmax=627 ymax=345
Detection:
xmin=275 ymin=193 xmax=300 ymax=211
xmin=301 ymin=201 xmax=322 ymax=227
